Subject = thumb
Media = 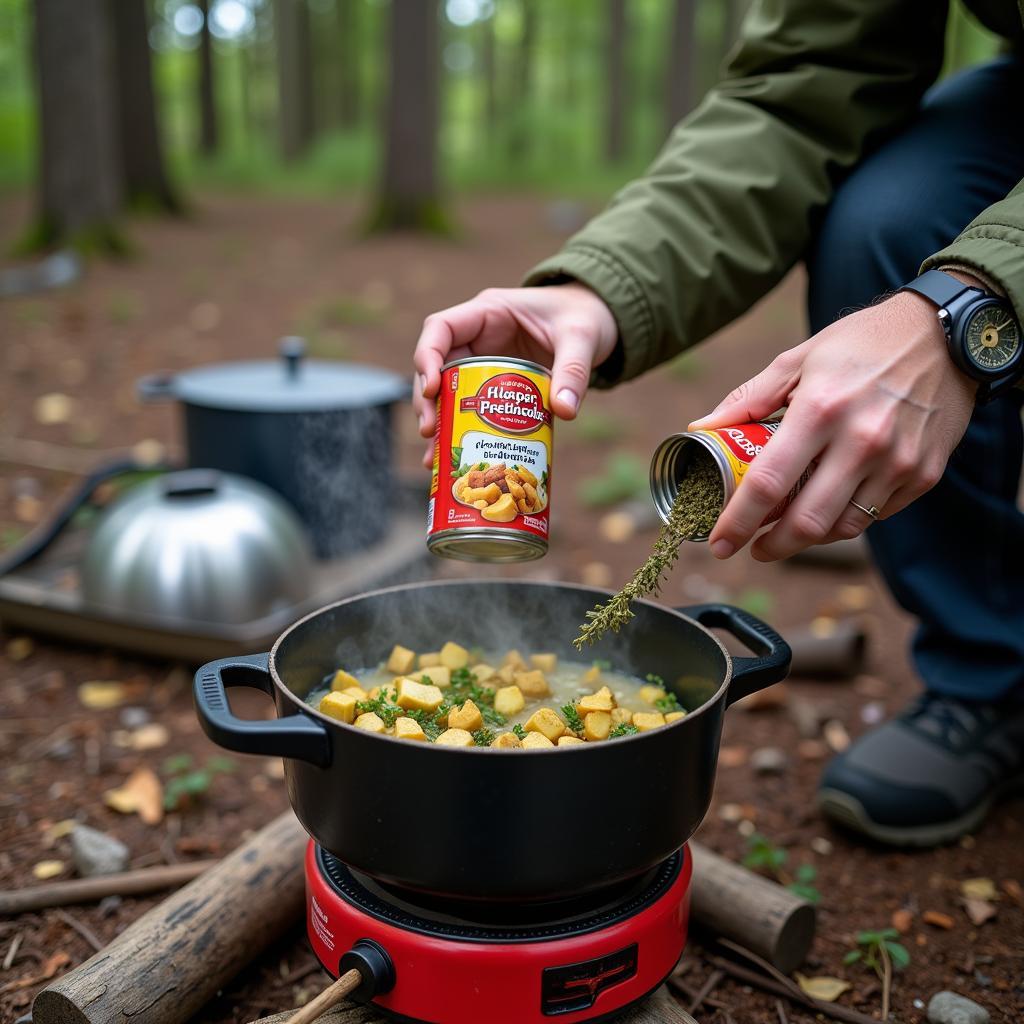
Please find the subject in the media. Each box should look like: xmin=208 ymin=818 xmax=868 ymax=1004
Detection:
xmin=549 ymin=329 xmax=598 ymax=419
xmin=688 ymin=351 xmax=801 ymax=430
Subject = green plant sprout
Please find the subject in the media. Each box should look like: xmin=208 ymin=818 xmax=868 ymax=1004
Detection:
xmin=742 ymin=833 xmax=821 ymax=904
xmin=162 ymin=753 xmax=237 ymax=811
xmin=843 ymin=928 xmax=910 ymax=1021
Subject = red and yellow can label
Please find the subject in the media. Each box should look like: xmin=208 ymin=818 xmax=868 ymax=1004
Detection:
xmin=428 ymin=359 xmax=552 ymax=546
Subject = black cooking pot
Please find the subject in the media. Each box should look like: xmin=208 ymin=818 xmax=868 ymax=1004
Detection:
xmin=138 ymin=338 xmax=409 ymax=558
xmin=194 ymin=580 xmax=789 ymax=902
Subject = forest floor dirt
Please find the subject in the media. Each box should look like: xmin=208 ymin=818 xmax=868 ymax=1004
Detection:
xmin=0 ymin=192 xmax=1021 ymax=1024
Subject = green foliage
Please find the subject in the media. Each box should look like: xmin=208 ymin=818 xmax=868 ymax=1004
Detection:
xmin=788 ymin=862 xmax=822 ymax=904
xmin=654 ymin=691 xmax=684 ymax=714
xmin=357 ymin=688 xmax=405 ymax=727
xmin=743 ymin=834 xmax=821 ymax=904
xmin=512 ymin=723 xmax=528 ymax=740
xmin=471 ymin=727 xmax=495 ymax=747
xmin=844 ymin=928 xmax=911 ymax=975
xmin=162 ymin=753 xmax=237 ymax=811
xmin=561 ymin=703 xmax=584 ymax=733
xmin=609 ymin=723 xmax=639 ymax=738
xmin=577 ymin=451 xmax=649 ymax=507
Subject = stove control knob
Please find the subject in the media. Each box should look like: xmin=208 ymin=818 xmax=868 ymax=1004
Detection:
xmin=339 ymin=939 xmax=395 ymax=1002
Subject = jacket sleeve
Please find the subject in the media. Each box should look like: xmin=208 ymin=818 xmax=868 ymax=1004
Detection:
xmin=524 ymin=0 xmax=949 ymax=385
xmin=923 ymin=178 xmax=1024 ymax=320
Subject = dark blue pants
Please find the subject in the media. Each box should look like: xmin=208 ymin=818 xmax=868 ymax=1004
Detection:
xmin=806 ymin=57 xmax=1024 ymax=702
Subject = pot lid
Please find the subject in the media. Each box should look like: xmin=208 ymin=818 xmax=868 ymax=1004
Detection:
xmin=146 ymin=337 xmax=410 ymax=412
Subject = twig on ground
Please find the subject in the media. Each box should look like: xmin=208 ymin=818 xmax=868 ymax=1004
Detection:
xmin=776 ymin=997 xmax=790 ymax=1024
xmin=879 ymin=936 xmax=892 ymax=1022
xmin=54 ymin=909 xmax=103 ymax=952
xmin=282 ymin=959 xmax=326 ymax=986
xmin=666 ymin=977 xmax=731 ymax=1011
xmin=2 ymin=932 xmax=23 ymax=970
xmin=686 ymin=968 xmax=724 ymax=1015
xmin=708 ymin=955 xmax=880 ymax=1024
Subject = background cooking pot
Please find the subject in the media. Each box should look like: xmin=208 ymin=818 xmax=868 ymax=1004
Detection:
xmin=138 ymin=338 xmax=409 ymax=559
xmin=193 ymin=580 xmax=790 ymax=902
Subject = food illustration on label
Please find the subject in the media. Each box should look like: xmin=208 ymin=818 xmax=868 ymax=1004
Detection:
xmin=452 ymin=461 xmax=547 ymax=520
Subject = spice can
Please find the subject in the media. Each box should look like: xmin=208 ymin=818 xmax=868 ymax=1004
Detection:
xmin=650 ymin=419 xmax=811 ymax=539
xmin=427 ymin=356 xmax=552 ymax=562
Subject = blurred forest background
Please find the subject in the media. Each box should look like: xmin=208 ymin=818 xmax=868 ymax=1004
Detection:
xmin=0 ymin=0 xmax=1006 ymax=249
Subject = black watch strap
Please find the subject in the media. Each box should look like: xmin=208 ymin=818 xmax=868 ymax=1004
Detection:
xmin=900 ymin=269 xmax=979 ymax=309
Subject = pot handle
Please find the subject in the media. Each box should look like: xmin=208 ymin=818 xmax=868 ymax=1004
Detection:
xmin=193 ymin=653 xmax=331 ymax=767
xmin=678 ymin=603 xmax=791 ymax=706
xmin=136 ymin=372 xmax=177 ymax=402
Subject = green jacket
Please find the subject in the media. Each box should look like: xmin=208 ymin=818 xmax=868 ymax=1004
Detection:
xmin=525 ymin=0 xmax=1024 ymax=386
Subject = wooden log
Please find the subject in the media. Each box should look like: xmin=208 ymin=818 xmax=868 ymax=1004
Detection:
xmin=787 ymin=618 xmax=868 ymax=679
xmin=688 ymin=842 xmax=815 ymax=975
xmin=251 ymin=984 xmax=694 ymax=1024
xmin=32 ymin=811 xmax=307 ymax=1024
xmin=0 ymin=860 xmax=217 ymax=915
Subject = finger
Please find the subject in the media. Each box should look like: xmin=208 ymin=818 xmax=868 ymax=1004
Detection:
xmin=413 ymin=301 xmax=493 ymax=401
xmin=688 ymin=348 xmax=803 ymax=431
xmin=861 ymin=461 xmax=944 ymax=523
xmin=549 ymin=327 xmax=598 ymax=419
xmin=707 ymin=401 xmax=826 ymax=558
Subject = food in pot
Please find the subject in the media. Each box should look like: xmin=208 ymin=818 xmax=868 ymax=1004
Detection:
xmin=306 ymin=644 xmax=687 ymax=748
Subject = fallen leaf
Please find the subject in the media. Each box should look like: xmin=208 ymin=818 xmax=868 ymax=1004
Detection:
xmin=42 ymin=819 xmax=77 ymax=844
xmin=795 ymin=974 xmax=851 ymax=1002
xmin=922 ymin=910 xmax=954 ymax=930
xmin=1002 ymin=879 xmax=1023 ymax=907
xmin=78 ymin=681 xmax=127 ymax=710
xmin=961 ymin=877 xmax=998 ymax=902
xmin=0 ymin=951 xmax=71 ymax=994
xmin=32 ymin=860 xmax=65 ymax=880
xmin=5 ymin=636 xmax=34 ymax=661
xmin=104 ymin=768 xmax=164 ymax=825
xmin=33 ymin=392 xmax=74 ymax=425
xmin=963 ymin=899 xmax=997 ymax=926
xmin=823 ymin=719 xmax=851 ymax=752
xmin=718 ymin=745 xmax=748 ymax=768
xmin=129 ymin=723 xmax=169 ymax=751
xmin=891 ymin=908 xmax=913 ymax=934
xmin=598 ymin=512 xmax=635 ymax=543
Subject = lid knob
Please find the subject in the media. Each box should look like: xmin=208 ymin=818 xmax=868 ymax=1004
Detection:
xmin=279 ymin=336 xmax=307 ymax=379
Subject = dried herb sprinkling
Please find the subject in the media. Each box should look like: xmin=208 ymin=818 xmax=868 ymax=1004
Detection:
xmin=574 ymin=450 xmax=723 ymax=648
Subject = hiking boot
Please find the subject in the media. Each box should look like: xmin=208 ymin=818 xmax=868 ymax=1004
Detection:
xmin=818 ymin=692 xmax=1024 ymax=846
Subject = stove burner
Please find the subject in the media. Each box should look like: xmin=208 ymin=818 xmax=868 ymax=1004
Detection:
xmin=317 ymin=846 xmax=683 ymax=943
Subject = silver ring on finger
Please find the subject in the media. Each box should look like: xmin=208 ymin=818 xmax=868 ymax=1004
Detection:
xmin=848 ymin=499 xmax=881 ymax=521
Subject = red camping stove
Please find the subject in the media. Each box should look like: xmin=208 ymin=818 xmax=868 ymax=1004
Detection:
xmin=305 ymin=840 xmax=692 ymax=1023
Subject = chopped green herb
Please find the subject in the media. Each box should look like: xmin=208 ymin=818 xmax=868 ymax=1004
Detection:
xmin=404 ymin=708 xmax=444 ymax=741
xmin=645 ymin=673 xmax=665 ymax=687
xmin=356 ymin=690 xmax=405 ymax=727
xmin=512 ymin=723 xmax=528 ymax=740
xmin=654 ymin=692 xmax=684 ymax=714
xmin=609 ymin=723 xmax=640 ymax=739
xmin=472 ymin=728 xmax=495 ymax=747
xmin=561 ymin=703 xmax=584 ymax=733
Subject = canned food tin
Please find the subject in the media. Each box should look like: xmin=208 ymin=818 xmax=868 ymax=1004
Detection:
xmin=650 ymin=420 xmax=812 ymax=539
xmin=427 ymin=357 xmax=552 ymax=562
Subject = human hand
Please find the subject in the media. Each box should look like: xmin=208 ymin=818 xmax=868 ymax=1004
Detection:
xmin=413 ymin=283 xmax=618 ymax=466
xmin=689 ymin=289 xmax=978 ymax=561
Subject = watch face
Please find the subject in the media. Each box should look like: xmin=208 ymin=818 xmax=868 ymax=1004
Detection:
xmin=964 ymin=303 xmax=1021 ymax=374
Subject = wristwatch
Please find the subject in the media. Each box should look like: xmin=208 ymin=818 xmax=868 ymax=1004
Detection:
xmin=899 ymin=269 xmax=1023 ymax=401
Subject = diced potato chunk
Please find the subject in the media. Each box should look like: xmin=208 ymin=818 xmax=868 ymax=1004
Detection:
xmin=611 ymin=708 xmax=633 ymax=726
xmin=497 ymin=665 xmax=516 ymax=685
xmin=525 ymin=707 xmax=566 ymax=742
xmin=342 ymin=684 xmax=368 ymax=701
xmin=530 ymin=653 xmax=558 ymax=673
xmin=395 ymin=678 xmax=444 ymax=713
xmin=582 ymin=665 xmax=602 ymax=685
xmin=494 ymin=685 xmax=525 ymax=717
xmin=522 ymin=731 xmax=555 ymax=749
xmin=331 ymin=669 xmax=360 ymax=692
xmin=386 ymin=645 xmax=417 ymax=675
xmin=491 ymin=732 xmax=522 ymax=749
xmin=578 ymin=686 xmax=615 ymax=714
xmin=665 ymin=711 xmax=686 ymax=724
xmin=354 ymin=711 xmax=386 ymax=733
xmin=394 ymin=717 xmax=427 ymax=741
xmin=503 ymin=649 xmax=527 ymax=670
xmin=368 ymin=685 xmax=382 ymax=701
xmin=471 ymin=663 xmax=498 ymax=683
xmin=633 ymin=711 xmax=667 ymax=732
xmin=514 ymin=669 xmax=550 ymax=698
xmin=557 ymin=735 xmax=585 ymax=747
xmin=440 ymin=641 xmax=469 ymax=669
xmin=583 ymin=711 xmax=612 ymax=741
xmin=447 ymin=699 xmax=484 ymax=732
xmin=418 ymin=652 xmax=441 ymax=668
xmin=481 ymin=493 xmax=517 ymax=522
xmin=319 ymin=691 xmax=357 ymax=724
xmin=435 ymin=728 xmax=475 ymax=747
xmin=419 ymin=665 xmax=451 ymax=688
xmin=639 ymin=684 xmax=666 ymax=704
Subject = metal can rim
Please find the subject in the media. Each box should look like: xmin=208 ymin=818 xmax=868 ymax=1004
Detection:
xmin=649 ymin=431 xmax=732 ymax=543
xmin=440 ymin=355 xmax=552 ymax=378
xmin=427 ymin=528 xmax=548 ymax=563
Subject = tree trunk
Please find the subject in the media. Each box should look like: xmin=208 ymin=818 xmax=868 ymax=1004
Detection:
xmin=665 ymin=0 xmax=697 ymax=132
xmin=506 ymin=0 xmax=536 ymax=162
xmin=197 ymin=0 xmax=218 ymax=155
xmin=276 ymin=0 xmax=315 ymax=160
xmin=480 ymin=11 xmax=497 ymax=149
xmin=109 ymin=0 xmax=179 ymax=212
xmin=336 ymin=0 xmax=360 ymax=129
xmin=368 ymin=0 xmax=444 ymax=232
xmin=31 ymin=0 xmax=123 ymax=249
xmin=605 ymin=0 xmax=627 ymax=163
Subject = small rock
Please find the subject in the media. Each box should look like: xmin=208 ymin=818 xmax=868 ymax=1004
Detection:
xmin=71 ymin=824 xmax=129 ymax=877
xmin=119 ymin=706 xmax=150 ymax=729
xmin=973 ymin=970 xmax=992 ymax=988
xmin=860 ymin=701 xmax=885 ymax=725
xmin=823 ymin=719 xmax=851 ymax=752
xmin=750 ymin=747 xmax=789 ymax=775
xmin=737 ymin=819 xmax=756 ymax=837
xmin=719 ymin=802 xmax=744 ymax=823
xmin=718 ymin=745 xmax=748 ymax=768
xmin=927 ymin=990 xmax=990 ymax=1024
xmin=914 ymin=998 xmax=926 ymax=1010
xmin=46 ymin=738 xmax=75 ymax=761
xmin=810 ymin=836 xmax=833 ymax=856
xmin=789 ymin=697 xmax=823 ymax=738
